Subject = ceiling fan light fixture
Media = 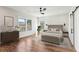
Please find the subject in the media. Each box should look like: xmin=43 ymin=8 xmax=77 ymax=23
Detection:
xmin=41 ymin=13 xmax=44 ymax=15
xmin=43 ymin=8 xmax=46 ymax=11
xmin=40 ymin=7 xmax=46 ymax=15
xmin=40 ymin=10 xmax=42 ymax=12
xmin=40 ymin=7 xmax=42 ymax=10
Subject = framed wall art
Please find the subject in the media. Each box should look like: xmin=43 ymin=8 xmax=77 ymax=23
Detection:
xmin=4 ymin=16 xmax=14 ymax=27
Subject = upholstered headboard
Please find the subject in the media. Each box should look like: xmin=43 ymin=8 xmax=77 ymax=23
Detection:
xmin=48 ymin=25 xmax=63 ymax=31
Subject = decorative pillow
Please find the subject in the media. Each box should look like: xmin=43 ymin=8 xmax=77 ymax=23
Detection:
xmin=48 ymin=28 xmax=51 ymax=31
xmin=56 ymin=28 xmax=60 ymax=31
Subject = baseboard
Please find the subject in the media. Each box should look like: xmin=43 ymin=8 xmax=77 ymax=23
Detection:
xmin=68 ymin=37 xmax=76 ymax=52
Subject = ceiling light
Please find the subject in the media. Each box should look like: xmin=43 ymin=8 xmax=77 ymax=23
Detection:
xmin=40 ymin=7 xmax=46 ymax=15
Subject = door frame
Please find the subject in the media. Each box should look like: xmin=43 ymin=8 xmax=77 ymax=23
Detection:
xmin=72 ymin=6 xmax=79 ymax=47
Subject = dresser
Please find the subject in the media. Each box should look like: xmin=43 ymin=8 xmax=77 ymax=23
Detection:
xmin=0 ymin=31 xmax=19 ymax=44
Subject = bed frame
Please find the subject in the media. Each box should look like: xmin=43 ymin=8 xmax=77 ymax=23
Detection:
xmin=42 ymin=25 xmax=63 ymax=45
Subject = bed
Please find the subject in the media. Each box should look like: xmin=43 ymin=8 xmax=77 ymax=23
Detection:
xmin=41 ymin=25 xmax=63 ymax=45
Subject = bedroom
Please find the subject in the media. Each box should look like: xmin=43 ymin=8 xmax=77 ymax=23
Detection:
xmin=0 ymin=6 xmax=77 ymax=52
xmin=37 ymin=8 xmax=72 ymax=51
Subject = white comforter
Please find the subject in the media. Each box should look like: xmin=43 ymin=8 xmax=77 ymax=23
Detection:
xmin=41 ymin=31 xmax=63 ymax=38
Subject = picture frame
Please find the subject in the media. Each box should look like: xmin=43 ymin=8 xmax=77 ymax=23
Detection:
xmin=4 ymin=16 xmax=14 ymax=27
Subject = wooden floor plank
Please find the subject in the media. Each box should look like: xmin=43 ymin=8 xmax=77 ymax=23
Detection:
xmin=0 ymin=35 xmax=75 ymax=52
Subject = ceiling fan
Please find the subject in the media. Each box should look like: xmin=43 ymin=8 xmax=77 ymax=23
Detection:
xmin=40 ymin=7 xmax=46 ymax=15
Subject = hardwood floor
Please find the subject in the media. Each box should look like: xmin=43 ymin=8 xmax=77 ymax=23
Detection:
xmin=0 ymin=35 xmax=75 ymax=52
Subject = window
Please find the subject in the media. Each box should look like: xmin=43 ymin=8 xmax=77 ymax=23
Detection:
xmin=17 ymin=18 xmax=26 ymax=32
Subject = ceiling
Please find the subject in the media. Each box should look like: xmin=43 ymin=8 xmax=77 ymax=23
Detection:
xmin=6 ymin=6 xmax=72 ymax=17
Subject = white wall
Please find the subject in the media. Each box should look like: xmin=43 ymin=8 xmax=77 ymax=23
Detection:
xmin=48 ymin=14 xmax=69 ymax=32
xmin=74 ymin=8 xmax=79 ymax=52
xmin=38 ymin=14 xmax=69 ymax=32
xmin=0 ymin=7 xmax=37 ymax=38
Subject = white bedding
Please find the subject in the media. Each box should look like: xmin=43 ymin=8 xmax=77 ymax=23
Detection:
xmin=41 ymin=31 xmax=63 ymax=38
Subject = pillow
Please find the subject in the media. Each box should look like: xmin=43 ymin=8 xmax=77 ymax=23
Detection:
xmin=51 ymin=28 xmax=54 ymax=31
xmin=48 ymin=28 xmax=51 ymax=31
xmin=53 ymin=28 xmax=56 ymax=31
xmin=56 ymin=28 xmax=60 ymax=31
